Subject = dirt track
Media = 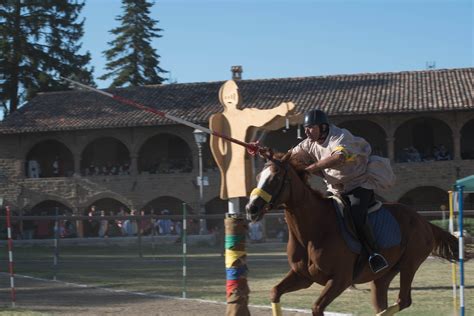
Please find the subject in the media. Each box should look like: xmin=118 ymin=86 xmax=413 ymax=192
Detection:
xmin=0 ymin=274 xmax=316 ymax=316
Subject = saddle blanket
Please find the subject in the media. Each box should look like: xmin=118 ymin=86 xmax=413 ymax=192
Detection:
xmin=333 ymin=201 xmax=401 ymax=254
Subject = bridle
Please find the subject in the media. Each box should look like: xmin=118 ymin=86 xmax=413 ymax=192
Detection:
xmin=250 ymin=157 xmax=290 ymax=211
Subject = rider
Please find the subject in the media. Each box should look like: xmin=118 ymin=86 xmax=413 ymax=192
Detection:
xmin=291 ymin=109 xmax=389 ymax=273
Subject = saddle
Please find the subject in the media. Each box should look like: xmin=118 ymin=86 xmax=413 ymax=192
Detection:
xmin=330 ymin=195 xmax=401 ymax=254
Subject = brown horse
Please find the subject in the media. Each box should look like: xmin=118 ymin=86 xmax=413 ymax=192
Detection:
xmin=245 ymin=151 xmax=469 ymax=316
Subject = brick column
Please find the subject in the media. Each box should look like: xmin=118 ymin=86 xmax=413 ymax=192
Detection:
xmin=130 ymin=154 xmax=138 ymax=176
xmin=74 ymin=153 xmax=81 ymax=176
xmin=386 ymin=136 xmax=395 ymax=162
xmin=453 ymin=130 xmax=461 ymax=160
xmin=73 ymin=207 xmax=84 ymax=238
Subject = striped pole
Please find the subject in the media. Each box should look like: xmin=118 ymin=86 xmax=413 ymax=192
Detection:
xmin=53 ymin=207 xmax=59 ymax=281
xmin=5 ymin=206 xmax=16 ymax=307
xmin=182 ymin=203 xmax=187 ymax=299
xmin=225 ymin=203 xmax=250 ymax=316
xmin=456 ymin=185 xmax=465 ymax=316
xmin=448 ymin=191 xmax=458 ymax=311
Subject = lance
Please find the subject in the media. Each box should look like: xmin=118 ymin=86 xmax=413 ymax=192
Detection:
xmin=60 ymin=76 xmax=263 ymax=154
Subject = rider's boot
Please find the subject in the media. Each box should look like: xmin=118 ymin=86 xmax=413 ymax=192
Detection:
xmin=361 ymin=221 xmax=389 ymax=273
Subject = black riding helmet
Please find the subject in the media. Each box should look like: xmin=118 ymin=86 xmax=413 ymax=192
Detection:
xmin=303 ymin=109 xmax=329 ymax=127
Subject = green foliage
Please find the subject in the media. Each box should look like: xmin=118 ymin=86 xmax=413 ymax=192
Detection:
xmin=431 ymin=217 xmax=474 ymax=235
xmin=0 ymin=0 xmax=95 ymax=115
xmin=99 ymin=0 xmax=167 ymax=88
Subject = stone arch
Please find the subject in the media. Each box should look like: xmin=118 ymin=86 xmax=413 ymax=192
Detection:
xmin=339 ymin=120 xmax=387 ymax=156
xmin=464 ymin=193 xmax=474 ymax=210
xmin=29 ymin=200 xmax=73 ymax=239
xmin=398 ymin=186 xmax=448 ymax=212
xmin=80 ymin=137 xmax=131 ymax=176
xmin=85 ymin=197 xmax=130 ymax=216
xmin=141 ymin=195 xmax=195 ymax=215
xmin=142 ymin=195 xmax=198 ymax=234
xmin=25 ymin=139 xmax=74 ymax=178
xmin=205 ymin=196 xmax=227 ymax=231
xmin=30 ymin=199 xmax=73 ymax=215
xmin=84 ymin=193 xmax=132 ymax=213
xmin=83 ymin=197 xmax=131 ymax=238
xmin=137 ymin=133 xmax=193 ymax=174
xmin=394 ymin=117 xmax=453 ymax=163
xmin=461 ymin=119 xmax=474 ymax=160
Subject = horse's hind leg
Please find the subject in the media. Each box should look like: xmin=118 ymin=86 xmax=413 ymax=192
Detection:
xmin=370 ymin=267 xmax=399 ymax=313
xmin=378 ymin=258 xmax=426 ymax=315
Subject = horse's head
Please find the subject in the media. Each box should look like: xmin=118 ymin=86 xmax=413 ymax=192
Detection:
xmin=245 ymin=151 xmax=293 ymax=222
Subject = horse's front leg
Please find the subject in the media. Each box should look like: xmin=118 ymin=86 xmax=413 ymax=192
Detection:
xmin=270 ymin=269 xmax=312 ymax=314
xmin=312 ymin=278 xmax=350 ymax=316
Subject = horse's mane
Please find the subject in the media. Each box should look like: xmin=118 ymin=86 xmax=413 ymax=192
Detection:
xmin=264 ymin=150 xmax=325 ymax=200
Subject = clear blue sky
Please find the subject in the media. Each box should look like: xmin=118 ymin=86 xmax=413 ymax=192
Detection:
xmin=82 ymin=0 xmax=472 ymax=89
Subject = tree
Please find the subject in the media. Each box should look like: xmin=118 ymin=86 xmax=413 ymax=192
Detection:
xmin=99 ymin=0 xmax=167 ymax=88
xmin=0 ymin=0 xmax=94 ymax=115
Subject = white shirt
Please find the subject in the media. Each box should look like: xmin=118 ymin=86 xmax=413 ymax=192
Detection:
xmin=292 ymin=124 xmax=371 ymax=194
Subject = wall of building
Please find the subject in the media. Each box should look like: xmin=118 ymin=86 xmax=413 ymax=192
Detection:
xmin=1 ymin=110 xmax=473 ymax=215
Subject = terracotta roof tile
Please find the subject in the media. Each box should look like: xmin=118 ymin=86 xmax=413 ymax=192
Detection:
xmin=0 ymin=68 xmax=472 ymax=134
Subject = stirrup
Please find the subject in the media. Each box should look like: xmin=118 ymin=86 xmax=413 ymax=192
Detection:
xmin=369 ymin=253 xmax=388 ymax=273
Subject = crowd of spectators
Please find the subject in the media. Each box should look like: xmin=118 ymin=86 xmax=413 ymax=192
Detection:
xmin=397 ymin=144 xmax=452 ymax=163
xmin=82 ymin=162 xmax=131 ymax=176
xmin=83 ymin=206 xmax=192 ymax=238
xmin=142 ymin=158 xmax=192 ymax=174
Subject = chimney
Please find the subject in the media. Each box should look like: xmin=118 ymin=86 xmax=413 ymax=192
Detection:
xmin=231 ymin=65 xmax=243 ymax=80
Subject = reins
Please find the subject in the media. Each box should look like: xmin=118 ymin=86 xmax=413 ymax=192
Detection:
xmin=250 ymin=155 xmax=291 ymax=210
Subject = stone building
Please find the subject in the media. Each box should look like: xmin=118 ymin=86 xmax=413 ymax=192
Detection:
xmin=0 ymin=67 xmax=472 ymax=237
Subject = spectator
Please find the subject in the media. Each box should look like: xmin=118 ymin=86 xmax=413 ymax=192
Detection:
xmin=22 ymin=210 xmax=36 ymax=239
xmin=139 ymin=210 xmax=152 ymax=235
xmin=52 ymin=155 xmax=61 ymax=177
xmin=407 ymin=146 xmax=422 ymax=162
xmin=248 ymin=221 xmax=264 ymax=243
xmin=27 ymin=158 xmax=41 ymax=178
xmin=174 ymin=220 xmax=182 ymax=236
xmin=158 ymin=209 xmax=172 ymax=235
xmin=276 ymin=216 xmax=288 ymax=242
xmin=122 ymin=210 xmax=133 ymax=236
xmin=64 ymin=213 xmax=77 ymax=238
xmin=130 ymin=209 xmax=138 ymax=235
xmin=435 ymin=145 xmax=451 ymax=161
xmin=98 ymin=210 xmax=109 ymax=238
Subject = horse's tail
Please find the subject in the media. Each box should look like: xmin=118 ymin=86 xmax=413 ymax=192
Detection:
xmin=429 ymin=223 xmax=460 ymax=262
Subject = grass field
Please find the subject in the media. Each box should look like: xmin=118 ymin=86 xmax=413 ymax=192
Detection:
xmin=1 ymin=241 xmax=472 ymax=315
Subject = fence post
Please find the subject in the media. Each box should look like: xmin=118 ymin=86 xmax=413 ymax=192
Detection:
xmin=456 ymin=185 xmax=465 ymax=316
xmin=6 ymin=206 xmax=16 ymax=308
xmin=182 ymin=203 xmax=187 ymax=298
xmin=53 ymin=207 xmax=59 ymax=281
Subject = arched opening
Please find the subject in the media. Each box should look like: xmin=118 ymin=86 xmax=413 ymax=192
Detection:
xmin=461 ymin=119 xmax=474 ymax=160
xmin=84 ymin=198 xmax=130 ymax=237
xmin=138 ymin=133 xmax=193 ymax=174
xmin=398 ymin=186 xmax=448 ymax=213
xmin=339 ymin=120 xmax=387 ymax=156
xmin=29 ymin=200 xmax=73 ymax=239
xmin=81 ymin=137 xmax=130 ymax=176
xmin=464 ymin=193 xmax=474 ymax=211
xmin=394 ymin=117 xmax=453 ymax=163
xmin=205 ymin=196 xmax=227 ymax=232
xmin=25 ymin=140 xmax=74 ymax=178
xmin=142 ymin=196 xmax=197 ymax=235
